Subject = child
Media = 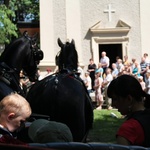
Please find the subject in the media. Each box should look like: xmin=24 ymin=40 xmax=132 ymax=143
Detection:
xmin=0 ymin=93 xmax=32 ymax=144
xmin=93 ymin=71 xmax=103 ymax=110
xmin=96 ymin=63 xmax=104 ymax=79
xmin=84 ymin=72 xmax=92 ymax=94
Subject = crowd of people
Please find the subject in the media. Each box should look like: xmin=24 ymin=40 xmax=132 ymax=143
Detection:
xmin=82 ymin=51 xmax=150 ymax=110
xmin=81 ymin=52 xmax=150 ymax=147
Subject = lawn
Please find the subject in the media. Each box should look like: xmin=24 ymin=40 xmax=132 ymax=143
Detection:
xmin=87 ymin=109 xmax=125 ymax=144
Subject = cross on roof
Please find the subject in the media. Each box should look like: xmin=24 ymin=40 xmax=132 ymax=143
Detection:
xmin=103 ymin=4 xmax=115 ymax=22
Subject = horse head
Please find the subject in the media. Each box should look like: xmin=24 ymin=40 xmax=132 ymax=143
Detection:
xmin=56 ymin=38 xmax=78 ymax=72
xmin=22 ymin=31 xmax=44 ymax=81
xmin=0 ymin=31 xmax=44 ymax=82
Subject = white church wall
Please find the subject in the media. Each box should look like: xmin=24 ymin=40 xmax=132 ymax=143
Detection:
xmin=80 ymin=0 xmax=141 ymax=66
xmin=123 ymin=1 xmax=141 ymax=62
xmin=40 ymin=0 xmax=55 ymax=68
xmin=40 ymin=0 xmax=145 ymax=72
xmin=40 ymin=0 xmax=67 ymax=72
xmin=65 ymin=0 xmax=83 ymax=65
xmin=53 ymin=0 xmax=66 ymax=54
xmin=140 ymin=0 xmax=150 ymax=57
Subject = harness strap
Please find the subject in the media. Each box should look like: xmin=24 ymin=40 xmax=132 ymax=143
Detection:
xmin=0 ymin=62 xmax=25 ymax=97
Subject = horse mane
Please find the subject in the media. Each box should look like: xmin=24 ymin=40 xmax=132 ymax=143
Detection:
xmin=56 ymin=38 xmax=78 ymax=72
xmin=0 ymin=33 xmax=29 ymax=62
xmin=0 ymin=31 xmax=40 ymax=64
xmin=2 ymin=31 xmax=38 ymax=55
xmin=4 ymin=37 xmax=24 ymax=51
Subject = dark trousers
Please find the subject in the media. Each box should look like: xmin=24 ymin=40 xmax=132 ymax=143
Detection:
xmin=103 ymin=67 xmax=108 ymax=75
xmin=90 ymin=71 xmax=95 ymax=91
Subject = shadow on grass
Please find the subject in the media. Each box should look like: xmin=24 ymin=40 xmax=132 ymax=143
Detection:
xmin=87 ymin=109 xmax=125 ymax=143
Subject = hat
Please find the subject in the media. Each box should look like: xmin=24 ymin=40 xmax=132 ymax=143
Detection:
xmin=28 ymin=119 xmax=73 ymax=143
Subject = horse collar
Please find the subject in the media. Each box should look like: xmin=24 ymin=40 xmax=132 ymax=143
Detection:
xmin=0 ymin=62 xmax=25 ymax=96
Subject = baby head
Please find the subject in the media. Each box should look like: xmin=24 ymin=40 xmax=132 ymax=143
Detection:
xmin=0 ymin=93 xmax=32 ymax=132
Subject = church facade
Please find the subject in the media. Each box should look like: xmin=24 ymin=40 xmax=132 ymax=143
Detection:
xmin=39 ymin=0 xmax=150 ymax=72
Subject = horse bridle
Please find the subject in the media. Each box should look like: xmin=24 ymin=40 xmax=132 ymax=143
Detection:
xmin=23 ymin=31 xmax=43 ymax=64
xmin=31 ymin=43 xmax=43 ymax=64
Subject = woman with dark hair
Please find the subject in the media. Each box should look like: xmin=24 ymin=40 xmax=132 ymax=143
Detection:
xmin=87 ymin=58 xmax=96 ymax=91
xmin=107 ymin=74 xmax=150 ymax=147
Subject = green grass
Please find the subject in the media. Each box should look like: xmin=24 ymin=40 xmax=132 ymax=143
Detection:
xmin=87 ymin=109 xmax=125 ymax=143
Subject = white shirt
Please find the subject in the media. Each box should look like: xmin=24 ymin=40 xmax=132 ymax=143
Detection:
xmin=145 ymin=77 xmax=150 ymax=94
xmin=84 ymin=76 xmax=92 ymax=90
xmin=117 ymin=63 xmax=124 ymax=73
xmin=103 ymin=73 xmax=113 ymax=87
xmin=112 ymin=68 xmax=119 ymax=78
xmin=100 ymin=56 xmax=110 ymax=68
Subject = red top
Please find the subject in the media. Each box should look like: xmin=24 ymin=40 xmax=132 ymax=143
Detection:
xmin=117 ymin=118 xmax=144 ymax=146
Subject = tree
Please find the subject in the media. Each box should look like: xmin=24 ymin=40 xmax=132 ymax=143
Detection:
xmin=0 ymin=0 xmax=39 ymax=44
xmin=0 ymin=4 xmax=18 ymax=44
xmin=12 ymin=0 xmax=39 ymax=22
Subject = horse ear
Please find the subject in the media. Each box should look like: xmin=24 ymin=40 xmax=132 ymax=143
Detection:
xmin=23 ymin=31 xmax=28 ymax=38
xmin=58 ymin=38 xmax=64 ymax=47
xmin=71 ymin=39 xmax=75 ymax=45
xmin=23 ymin=31 xmax=32 ymax=40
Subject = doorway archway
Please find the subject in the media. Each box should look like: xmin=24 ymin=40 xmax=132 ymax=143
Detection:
xmin=99 ymin=44 xmax=122 ymax=67
xmin=90 ymin=20 xmax=130 ymax=65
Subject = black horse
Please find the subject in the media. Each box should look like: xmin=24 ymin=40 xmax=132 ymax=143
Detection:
xmin=27 ymin=38 xmax=93 ymax=142
xmin=0 ymin=31 xmax=43 ymax=100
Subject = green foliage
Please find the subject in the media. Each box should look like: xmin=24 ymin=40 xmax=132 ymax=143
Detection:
xmin=0 ymin=0 xmax=39 ymax=44
xmin=87 ymin=109 xmax=125 ymax=143
xmin=12 ymin=0 xmax=39 ymax=21
xmin=0 ymin=4 xmax=18 ymax=44
xmin=24 ymin=0 xmax=39 ymax=21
